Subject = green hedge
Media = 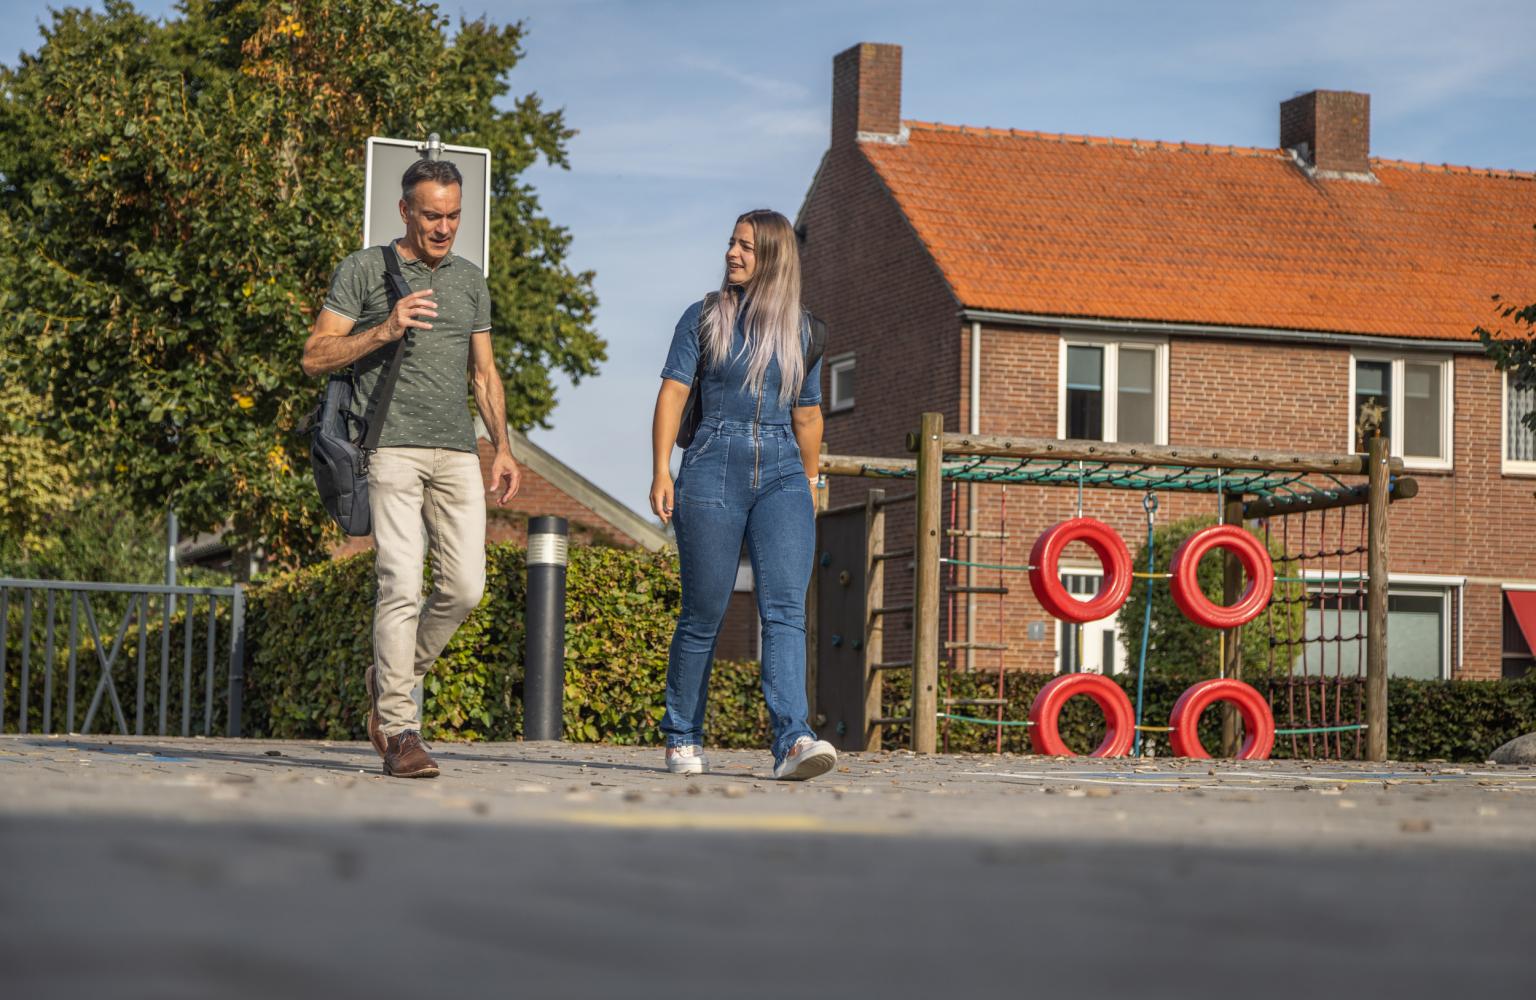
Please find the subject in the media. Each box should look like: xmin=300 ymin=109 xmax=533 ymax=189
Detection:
xmin=6 ymin=542 xmax=1535 ymax=762
xmin=876 ymin=669 xmax=1536 ymax=762
xmin=242 ymin=542 xmax=769 ymax=748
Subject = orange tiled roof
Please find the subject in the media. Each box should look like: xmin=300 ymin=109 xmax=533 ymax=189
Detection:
xmin=859 ymin=122 xmax=1536 ymax=341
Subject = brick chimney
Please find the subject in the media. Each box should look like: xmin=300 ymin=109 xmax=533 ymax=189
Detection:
xmin=832 ymin=43 xmax=903 ymax=147
xmin=1280 ymin=90 xmax=1371 ymax=176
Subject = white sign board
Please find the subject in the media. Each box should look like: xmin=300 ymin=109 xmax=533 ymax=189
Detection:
xmin=363 ymin=136 xmax=492 ymax=272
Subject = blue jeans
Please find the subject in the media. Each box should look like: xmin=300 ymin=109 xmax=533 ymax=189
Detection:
xmin=662 ymin=419 xmax=816 ymax=763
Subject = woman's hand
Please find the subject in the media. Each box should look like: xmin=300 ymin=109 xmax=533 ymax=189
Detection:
xmin=651 ymin=380 xmax=690 ymax=527
xmin=651 ymin=472 xmax=676 ymax=525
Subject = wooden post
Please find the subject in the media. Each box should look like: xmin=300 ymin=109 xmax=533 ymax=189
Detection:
xmin=864 ymin=488 xmax=886 ymax=752
xmin=1220 ymin=495 xmax=1245 ymax=756
xmin=912 ymin=412 xmax=943 ymax=754
xmin=1365 ymin=435 xmax=1390 ymax=762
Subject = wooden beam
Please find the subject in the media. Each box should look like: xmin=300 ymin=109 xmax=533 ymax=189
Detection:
xmin=912 ymin=412 xmax=944 ymax=754
xmin=863 ymin=489 xmax=886 ymax=753
xmin=821 ymin=453 xmax=916 ymax=478
xmin=1365 ymin=435 xmax=1391 ymax=762
xmin=1241 ymin=477 xmax=1417 ymax=519
xmin=912 ymin=432 xmax=1404 ymax=476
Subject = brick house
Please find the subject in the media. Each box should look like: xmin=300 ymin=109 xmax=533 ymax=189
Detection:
xmin=797 ymin=42 xmax=1536 ymax=682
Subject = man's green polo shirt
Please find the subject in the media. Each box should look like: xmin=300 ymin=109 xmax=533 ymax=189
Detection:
xmin=321 ymin=242 xmax=492 ymax=452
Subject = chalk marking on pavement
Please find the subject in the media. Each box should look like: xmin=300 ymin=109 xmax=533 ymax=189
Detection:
xmin=962 ymin=771 xmax=1292 ymax=792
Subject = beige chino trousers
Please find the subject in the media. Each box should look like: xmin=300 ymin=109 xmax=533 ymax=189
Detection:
xmin=368 ymin=447 xmax=487 ymax=736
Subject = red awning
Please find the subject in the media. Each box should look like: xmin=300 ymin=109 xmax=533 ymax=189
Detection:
xmin=1508 ymin=591 xmax=1536 ymax=655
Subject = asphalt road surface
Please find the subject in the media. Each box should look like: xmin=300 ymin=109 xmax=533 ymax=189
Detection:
xmin=2 ymin=734 xmax=1533 ymax=999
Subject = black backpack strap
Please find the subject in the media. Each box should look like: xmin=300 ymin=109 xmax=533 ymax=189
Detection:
xmin=695 ymin=292 xmax=718 ymax=376
xmin=804 ymin=308 xmax=827 ymax=369
xmin=359 ymin=244 xmax=411 ymax=452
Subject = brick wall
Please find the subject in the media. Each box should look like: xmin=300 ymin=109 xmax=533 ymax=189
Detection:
xmin=799 ymin=131 xmax=963 ymax=666
xmin=809 ymin=288 xmax=1535 ymax=680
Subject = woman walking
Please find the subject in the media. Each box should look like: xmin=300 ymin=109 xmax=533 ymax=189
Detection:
xmin=649 ymin=209 xmax=837 ymax=780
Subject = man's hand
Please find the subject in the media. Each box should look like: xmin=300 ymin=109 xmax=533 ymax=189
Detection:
xmin=488 ymin=451 xmax=521 ymax=507
xmin=387 ymin=289 xmax=438 ymax=341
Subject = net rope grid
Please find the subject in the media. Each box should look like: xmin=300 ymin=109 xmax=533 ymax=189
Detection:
xmin=849 ymin=452 xmax=1380 ymax=503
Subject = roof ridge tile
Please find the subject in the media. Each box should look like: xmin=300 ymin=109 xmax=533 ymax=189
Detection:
xmin=896 ymin=119 xmax=1533 ymax=176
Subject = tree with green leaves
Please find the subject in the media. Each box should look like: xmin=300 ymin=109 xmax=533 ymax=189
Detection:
xmin=0 ymin=0 xmax=604 ymax=566
xmin=1118 ymin=515 xmax=1305 ymax=679
xmin=1477 ymin=295 xmax=1536 ymax=433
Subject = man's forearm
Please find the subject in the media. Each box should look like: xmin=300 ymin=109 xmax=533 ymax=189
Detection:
xmin=473 ymin=369 xmax=510 ymax=454
xmin=303 ymin=321 xmax=393 ymax=376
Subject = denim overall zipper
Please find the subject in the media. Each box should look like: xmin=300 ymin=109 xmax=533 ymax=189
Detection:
xmin=750 ymin=380 xmax=765 ymax=489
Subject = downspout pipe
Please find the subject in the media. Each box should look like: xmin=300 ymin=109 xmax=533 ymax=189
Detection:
xmin=966 ymin=321 xmax=981 ymax=669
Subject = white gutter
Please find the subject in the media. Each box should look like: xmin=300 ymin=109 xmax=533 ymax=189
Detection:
xmin=958 ymin=309 xmax=1487 ymax=354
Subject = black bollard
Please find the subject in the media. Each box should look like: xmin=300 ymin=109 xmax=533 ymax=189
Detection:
xmin=523 ymin=515 xmax=569 ymax=741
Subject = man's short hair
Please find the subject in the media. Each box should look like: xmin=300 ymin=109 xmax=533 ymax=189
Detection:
xmin=401 ymin=159 xmax=464 ymax=203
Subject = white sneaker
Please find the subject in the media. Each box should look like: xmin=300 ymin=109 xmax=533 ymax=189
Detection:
xmin=665 ymin=744 xmax=707 ymax=774
xmin=773 ymin=736 xmax=837 ymax=781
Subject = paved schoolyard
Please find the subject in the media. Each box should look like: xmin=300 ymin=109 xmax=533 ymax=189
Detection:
xmin=2 ymin=734 xmax=1533 ymax=999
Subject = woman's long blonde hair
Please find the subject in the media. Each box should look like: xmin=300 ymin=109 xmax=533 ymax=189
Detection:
xmin=700 ymin=209 xmax=804 ymax=406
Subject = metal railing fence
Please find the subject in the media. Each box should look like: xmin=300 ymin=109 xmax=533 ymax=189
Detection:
xmin=0 ymin=578 xmax=246 ymax=738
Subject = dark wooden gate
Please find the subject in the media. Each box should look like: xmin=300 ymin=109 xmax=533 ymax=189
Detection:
xmin=811 ymin=504 xmax=869 ymax=750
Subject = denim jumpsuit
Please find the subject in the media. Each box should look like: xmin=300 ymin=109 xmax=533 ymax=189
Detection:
xmin=659 ymin=299 xmax=823 ymax=764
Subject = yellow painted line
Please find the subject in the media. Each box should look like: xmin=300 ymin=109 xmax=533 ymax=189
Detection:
xmin=555 ymin=810 xmax=894 ymax=836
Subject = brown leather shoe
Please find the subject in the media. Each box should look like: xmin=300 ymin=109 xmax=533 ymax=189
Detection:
xmin=364 ymin=666 xmax=387 ymax=759
xmin=384 ymin=730 xmax=439 ymax=779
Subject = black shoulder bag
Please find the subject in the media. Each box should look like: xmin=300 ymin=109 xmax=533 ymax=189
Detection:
xmin=675 ymin=295 xmax=828 ymax=448
xmin=304 ymin=245 xmax=412 ymax=536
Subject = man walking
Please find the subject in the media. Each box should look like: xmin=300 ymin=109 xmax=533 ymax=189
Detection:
xmin=302 ymin=158 xmax=520 ymax=778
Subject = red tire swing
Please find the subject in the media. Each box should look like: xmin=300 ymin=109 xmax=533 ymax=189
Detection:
xmin=1029 ymin=674 xmax=1136 ymax=757
xmin=1169 ymin=678 xmax=1277 ymax=760
xmin=1168 ymin=524 xmax=1275 ymax=629
xmin=1028 ymin=518 xmax=1134 ymax=623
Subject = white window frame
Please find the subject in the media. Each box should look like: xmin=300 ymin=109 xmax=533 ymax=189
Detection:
xmin=1347 ymin=352 xmax=1454 ymax=471
xmin=827 ymin=352 xmax=855 ymax=413
xmin=1056 ymin=335 xmax=1169 ymax=444
xmin=1501 ymin=371 xmax=1536 ymax=476
xmin=1051 ymin=567 xmax=1129 ymax=676
xmin=1300 ymin=571 xmax=1459 ymax=680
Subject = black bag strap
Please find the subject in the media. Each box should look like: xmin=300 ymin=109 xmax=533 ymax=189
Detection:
xmin=359 ymin=244 xmax=412 ymax=452
xmin=805 ymin=309 xmax=827 ymax=370
xmin=691 ymin=292 xmax=718 ymax=380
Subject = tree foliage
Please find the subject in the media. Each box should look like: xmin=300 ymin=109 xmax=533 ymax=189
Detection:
xmin=0 ymin=0 xmax=603 ymax=565
xmin=1477 ymin=293 xmax=1536 ymax=431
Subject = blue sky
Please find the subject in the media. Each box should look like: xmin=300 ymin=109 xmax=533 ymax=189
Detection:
xmin=5 ymin=0 xmax=1535 ymax=518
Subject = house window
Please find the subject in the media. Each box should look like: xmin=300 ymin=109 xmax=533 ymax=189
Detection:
xmin=1056 ymin=572 xmax=1126 ymax=675
xmin=1059 ymin=338 xmax=1167 ymax=443
xmin=1299 ymin=581 xmax=1453 ymax=680
xmin=1504 ymin=373 xmax=1536 ymax=475
xmin=827 ymin=353 xmax=855 ymax=413
xmin=1504 ymin=590 xmax=1536 ymax=680
xmin=1349 ymin=354 xmax=1452 ymax=468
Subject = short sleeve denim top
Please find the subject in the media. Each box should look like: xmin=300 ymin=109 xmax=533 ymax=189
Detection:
xmin=660 ymin=298 xmax=822 ymax=425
